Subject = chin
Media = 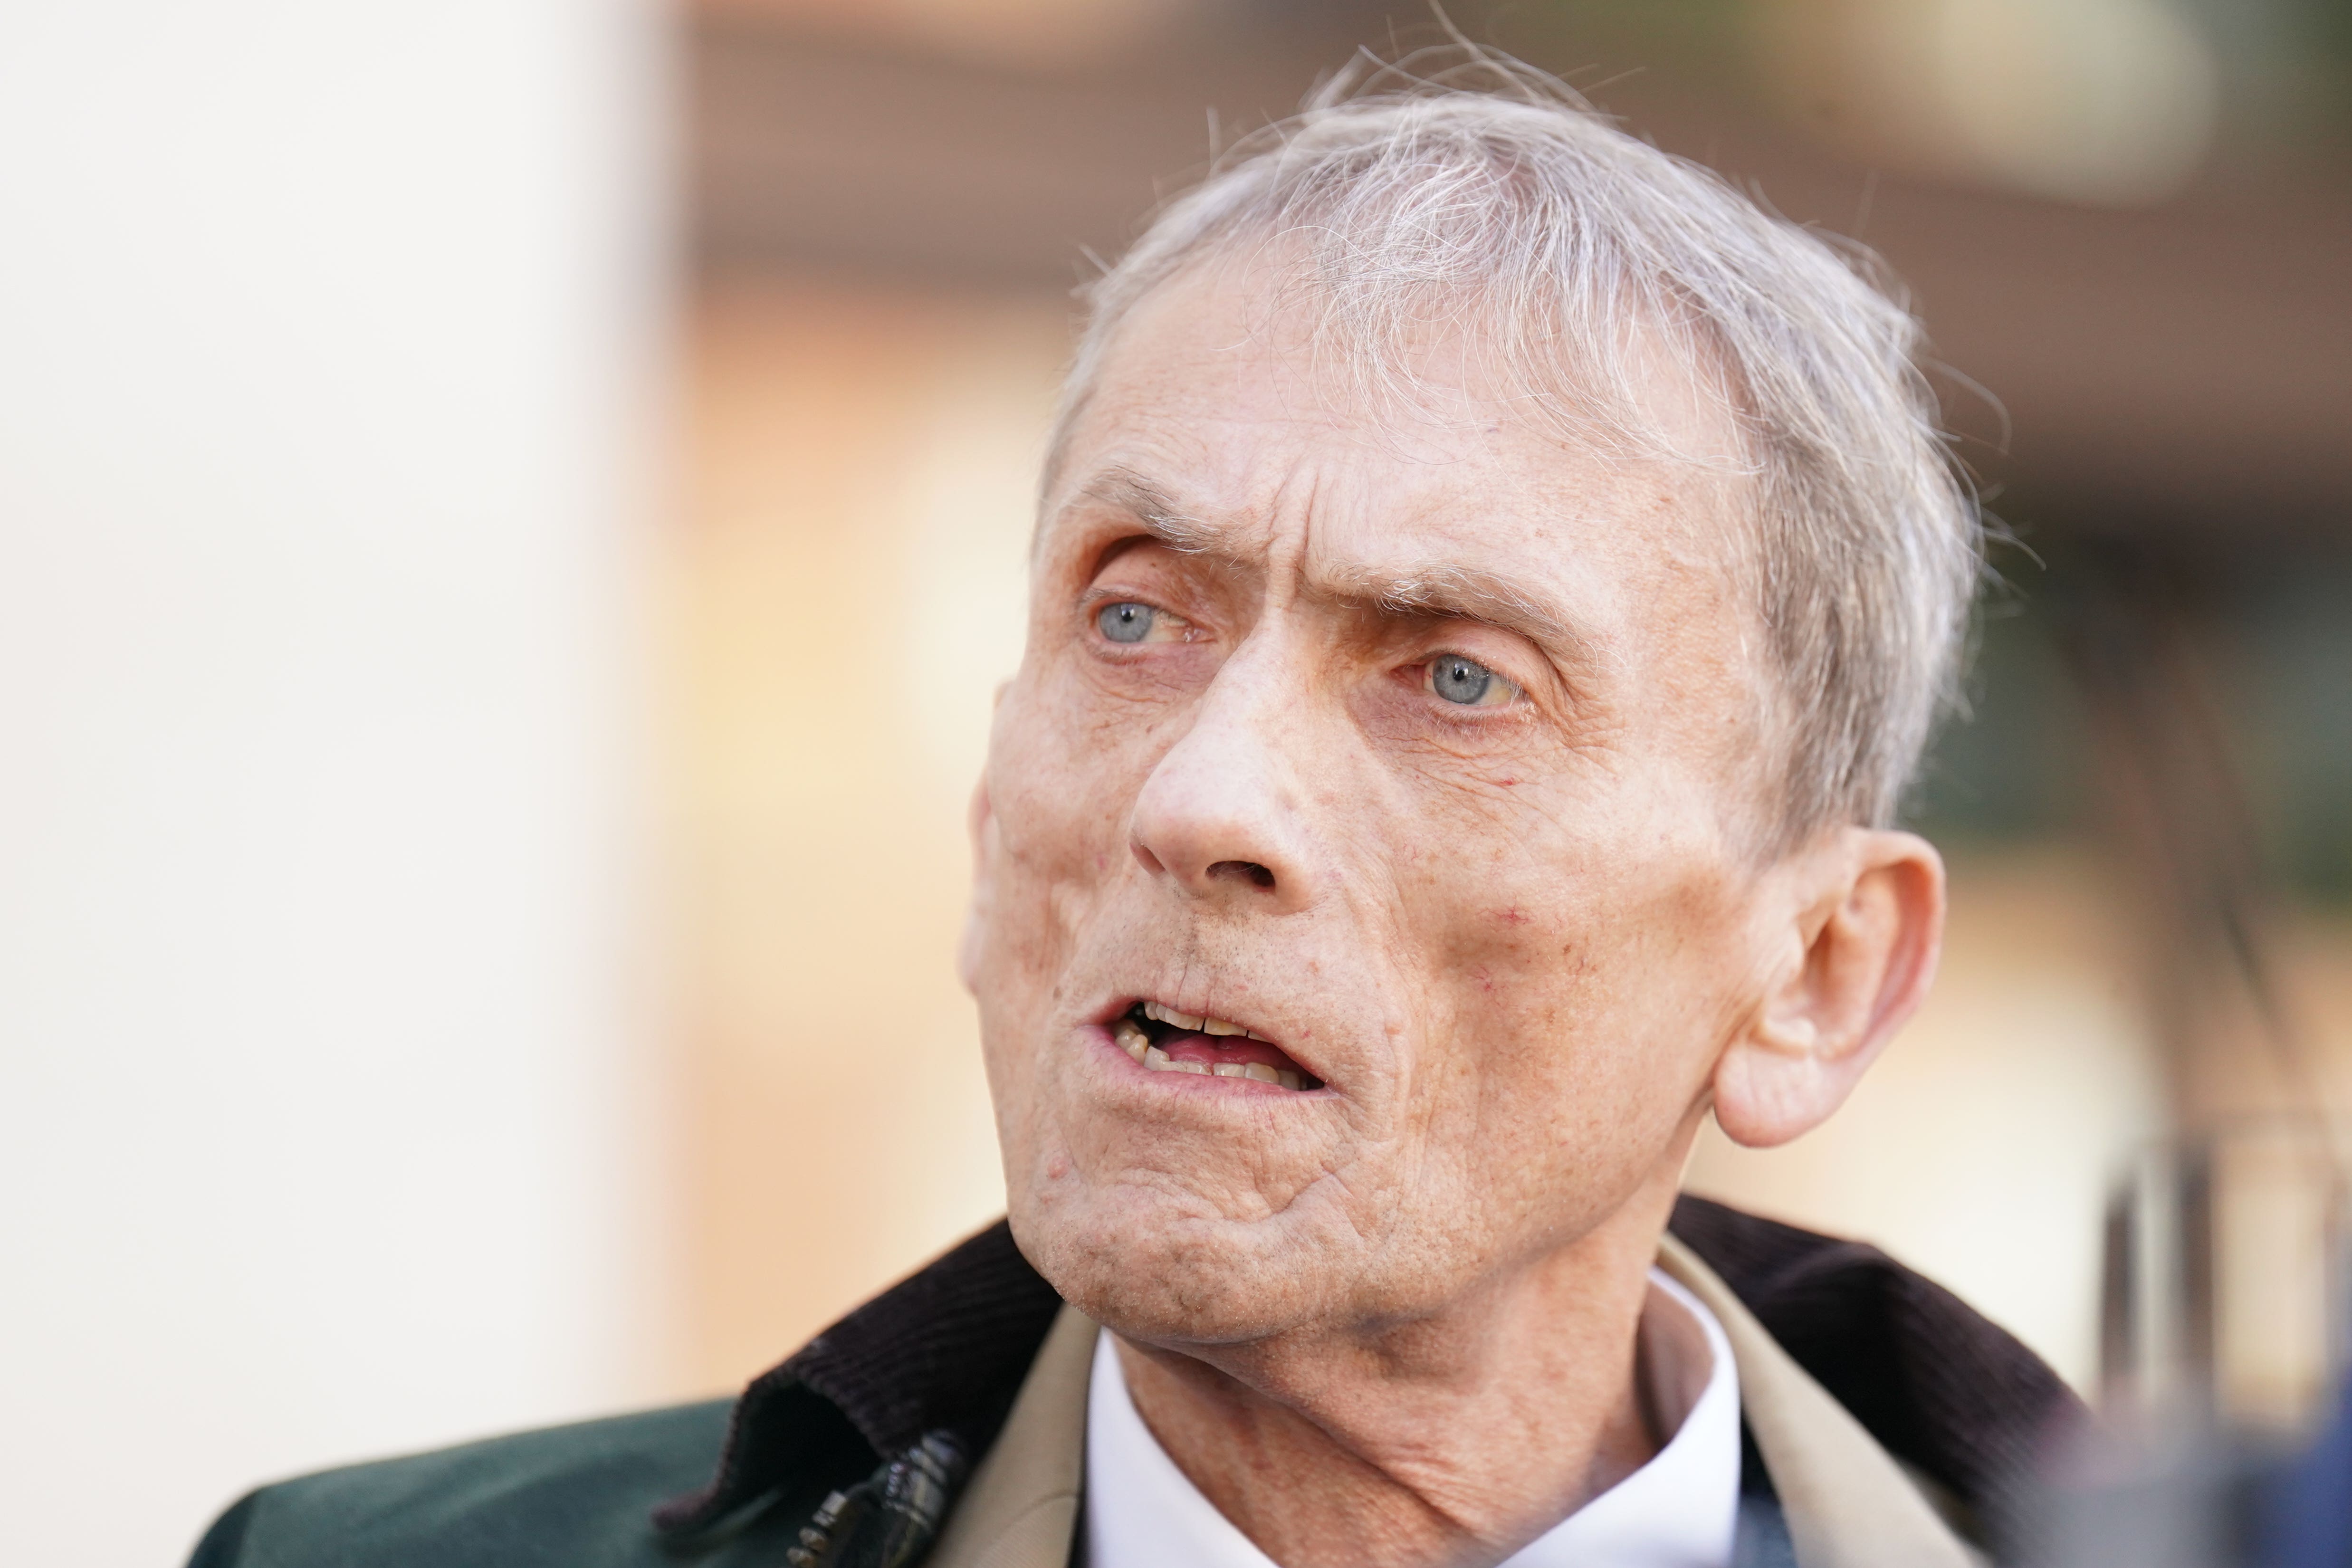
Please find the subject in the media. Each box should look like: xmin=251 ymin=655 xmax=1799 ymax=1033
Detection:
xmin=1008 ymin=1176 xmax=1348 ymax=1347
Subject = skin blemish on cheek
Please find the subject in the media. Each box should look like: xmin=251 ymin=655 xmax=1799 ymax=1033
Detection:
xmin=1495 ymin=906 xmax=1529 ymax=925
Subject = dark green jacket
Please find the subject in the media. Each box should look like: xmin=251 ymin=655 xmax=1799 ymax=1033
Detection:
xmin=189 ymin=1198 xmax=2079 ymax=1568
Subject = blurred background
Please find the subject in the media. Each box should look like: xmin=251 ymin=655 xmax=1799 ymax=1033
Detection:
xmin=4 ymin=0 xmax=2350 ymax=1562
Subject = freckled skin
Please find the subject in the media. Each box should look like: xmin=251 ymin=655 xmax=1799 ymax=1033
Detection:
xmin=959 ymin=258 xmax=1947 ymax=1568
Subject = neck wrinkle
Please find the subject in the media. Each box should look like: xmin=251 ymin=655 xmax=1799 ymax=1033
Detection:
xmin=1109 ymin=1194 xmax=1684 ymax=1568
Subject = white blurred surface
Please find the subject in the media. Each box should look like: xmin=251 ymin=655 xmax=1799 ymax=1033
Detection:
xmin=0 ymin=4 xmax=668 ymax=1562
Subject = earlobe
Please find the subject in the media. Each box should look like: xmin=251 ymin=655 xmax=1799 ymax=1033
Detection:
xmin=1711 ymin=829 xmax=1945 ymax=1148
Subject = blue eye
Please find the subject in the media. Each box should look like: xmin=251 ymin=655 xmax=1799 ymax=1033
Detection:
xmin=1431 ymin=655 xmax=1501 ymax=705
xmin=1098 ymin=602 xmax=1156 ymax=643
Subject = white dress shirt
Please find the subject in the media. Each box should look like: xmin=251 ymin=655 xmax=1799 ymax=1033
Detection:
xmin=1083 ymin=1269 xmax=1741 ymax=1568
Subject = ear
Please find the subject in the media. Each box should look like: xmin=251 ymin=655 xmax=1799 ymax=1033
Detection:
xmin=957 ymin=773 xmax=998 ymax=997
xmin=1711 ymin=828 xmax=1945 ymax=1148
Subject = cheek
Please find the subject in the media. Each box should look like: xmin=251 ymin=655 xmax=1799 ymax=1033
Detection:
xmin=974 ymin=668 xmax=1163 ymax=1032
xmin=989 ymin=674 xmax=1146 ymax=895
xmin=1416 ymin=826 xmax=1749 ymax=1153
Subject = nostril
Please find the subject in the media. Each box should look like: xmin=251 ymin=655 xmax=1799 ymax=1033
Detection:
xmin=1208 ymin=860 xmax=1276 ymax=889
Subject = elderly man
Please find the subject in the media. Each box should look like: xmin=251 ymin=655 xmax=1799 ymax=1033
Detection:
xmin=191 ymin=64 xmax=2078 ymax=1568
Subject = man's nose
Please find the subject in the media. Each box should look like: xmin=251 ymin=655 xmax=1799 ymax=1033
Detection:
xmin=1127 ymin=645 xmax=1317 ymax=912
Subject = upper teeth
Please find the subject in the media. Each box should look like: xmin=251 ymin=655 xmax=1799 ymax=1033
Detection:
xmin=1142 ymin=1001 xmax=1267 ymax=1041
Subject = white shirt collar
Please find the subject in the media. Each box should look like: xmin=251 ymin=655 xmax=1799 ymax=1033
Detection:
xmin=1083 ymin=1268 xmax=1742 ymax=1568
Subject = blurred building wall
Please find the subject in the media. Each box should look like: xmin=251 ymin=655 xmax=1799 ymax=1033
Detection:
xmin=0 ymin=5 xmax=669 ymax=1563
xmin=664 ymin=277 xmax=1053 ymax=1387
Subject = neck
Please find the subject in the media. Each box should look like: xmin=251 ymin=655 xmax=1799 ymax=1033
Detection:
xmin=1112 ymin=1165 xmax=1692 ymax=1568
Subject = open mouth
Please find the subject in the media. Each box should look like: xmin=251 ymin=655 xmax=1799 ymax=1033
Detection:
xmin=1109 ymin=1000 xmax=1322 ymax=1092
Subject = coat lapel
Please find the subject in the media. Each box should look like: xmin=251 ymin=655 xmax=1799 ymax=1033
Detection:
xmin=1659 ymin=1235 xmax=1982 ymax=1568
xmin=924 ymin=1305 xmax=1097 ymax=1568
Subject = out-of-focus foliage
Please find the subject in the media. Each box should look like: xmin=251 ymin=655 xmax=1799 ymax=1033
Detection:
xmin=1907 ymin=546 xmax=2352 ymax=907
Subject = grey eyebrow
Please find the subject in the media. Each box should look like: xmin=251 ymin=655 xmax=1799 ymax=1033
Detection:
xmin=1075 ymin=467 xmax=1234 ymax=558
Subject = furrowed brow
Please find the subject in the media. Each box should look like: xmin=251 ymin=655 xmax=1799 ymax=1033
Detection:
xmin=1317 ymin=562 xmax=1599 ymax=676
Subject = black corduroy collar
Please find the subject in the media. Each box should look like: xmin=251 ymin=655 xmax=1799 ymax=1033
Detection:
xmin=652 ymin=1221 xmax=1061 ymax=1538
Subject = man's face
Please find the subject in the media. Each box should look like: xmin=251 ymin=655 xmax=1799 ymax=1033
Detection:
xmin=967 ymin=259 xmax=1782 ymax=1345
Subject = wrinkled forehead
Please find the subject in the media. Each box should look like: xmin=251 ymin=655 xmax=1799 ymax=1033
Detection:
xmin=1048 ymin=236 xmax=1754 ymax=489
xmin=1039 ymin=255 xmax=1759 ymax=622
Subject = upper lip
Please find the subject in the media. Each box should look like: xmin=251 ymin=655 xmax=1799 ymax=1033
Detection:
xmin=1100 ymin=993 xmax=1272 ymax=1037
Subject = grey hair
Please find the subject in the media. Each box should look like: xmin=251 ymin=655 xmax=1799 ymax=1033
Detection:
xmin=1047 ymin=52 xmax=1984 ymax=845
